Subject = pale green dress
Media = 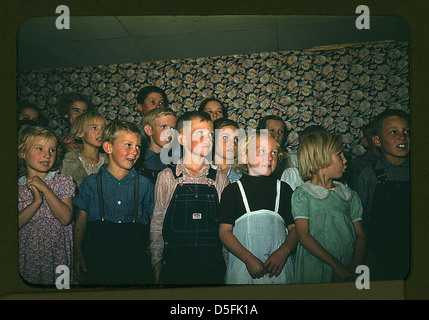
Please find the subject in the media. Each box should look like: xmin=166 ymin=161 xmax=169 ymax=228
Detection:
xmin=292 ymin=181 xmax=363 ymax=284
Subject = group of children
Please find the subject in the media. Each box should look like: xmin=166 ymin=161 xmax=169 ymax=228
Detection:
xmin=17 ymin=86 xmax=410 ymax=287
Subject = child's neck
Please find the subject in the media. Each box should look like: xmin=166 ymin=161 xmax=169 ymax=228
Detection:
xmin=311 ymin=173 xmax=335 ymax=189
xmin=107 ymin=164 xmax=130 ymax=181
xmin=382 ymin=152 xmax=408 ymax=166
xmin=80 ymin=143 xmax=100 ymax=164
xmin=183 ymin=153 xmax=206 ymax=177
xmin=26 ymin=168 xmax=48 ymax=180
xmin=213 ymin=154 xmax=231 ymax=173
xmin=149 ymin=142 xmax=162 ymax=154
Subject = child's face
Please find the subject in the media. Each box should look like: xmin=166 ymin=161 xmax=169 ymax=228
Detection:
xmin=20 ymin=137 xmax=57 ymax=176
xmin=104 ymin=131 xmax=142 ymax=172
xmin=180 ymin=119 xmax=214 ymax=159
xmin=215 ymin=125 xmax=239 ymax=162
xmin=146 ymin=115 xmax=177 ymax=152
xmin=78 ymin=118 xmax=105 ymax=149
xmin=18 ymin=107 xmax=39 ymax=121
xmin=204 ymin=101 xmax=224 ymax=121
xmin=374 ymin=115 xmax=410 ymax=164
xmin=246 ymin=135 xmax=279 ymax=176
xmin=137 ymin=92 xmax=165 ymax=117
xmin=66 ymin=101 xmax=88 ymax=126
xmin=322 ymin=151 xmax=347 ymax=180
xmin=265 ymin=119 xmax=286 ymax=146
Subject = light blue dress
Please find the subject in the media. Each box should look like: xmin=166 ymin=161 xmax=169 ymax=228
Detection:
xmin=292 ymin=181 xmax=363 ymax=284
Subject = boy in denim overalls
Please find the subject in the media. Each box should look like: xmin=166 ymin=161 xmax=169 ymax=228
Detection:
xmin=150 ymin=111 xmax=229 ymax=286
xmin=357 ymin=109 xmax=410 ymax=281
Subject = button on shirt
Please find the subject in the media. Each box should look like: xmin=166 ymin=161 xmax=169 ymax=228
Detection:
xmin=73 ymin=164 xmax=154 ymax=225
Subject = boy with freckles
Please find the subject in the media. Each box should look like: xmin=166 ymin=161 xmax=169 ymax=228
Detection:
xmin=150 ymin=111 xmax=229 ymax=286
xmin=73 ymin=120 xmax=154 ymax=285
xmin=357 ymin=109 xmax=410 ymax=281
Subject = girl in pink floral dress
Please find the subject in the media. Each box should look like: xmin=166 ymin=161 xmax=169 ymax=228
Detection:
xmin=18 ymin=126 xmax=75 ymax=285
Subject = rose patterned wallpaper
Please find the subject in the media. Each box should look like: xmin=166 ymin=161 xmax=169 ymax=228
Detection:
xmin=17 ymin=40 xmax=409 ymax=156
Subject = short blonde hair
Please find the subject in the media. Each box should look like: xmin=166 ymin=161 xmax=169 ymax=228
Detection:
xmin=102 ymin=120 xmax=142 ymax=144
xmin=142 ymin=107 xmax=176 ymax=129
xmin=298 ymin=131 xmax=343 ymax=181
xmin=18 ymin=126 xmax=60 ymax=177
xmin=71 ymin=111 xmax=106 ymax=137
xmin=234 ymin=129 xmax=282 ymax=174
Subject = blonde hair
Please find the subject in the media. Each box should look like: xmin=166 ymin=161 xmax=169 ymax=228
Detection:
xmin=234 ymin=129 xmax=282 ymax=174
xmin=18 ymin=126 xmax=60 ymax=177
xmin=71 ymin=111 xmax=106 ymax=137
xmin=298 ymin=131 xmax=343 ymax=181
xmin=102 ymin=119 xmax=142 ymax=144
xmin=142 ymin=107 xmax=176 ymax=129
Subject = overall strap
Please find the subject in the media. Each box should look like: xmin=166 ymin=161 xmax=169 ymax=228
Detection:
xmin=372 ymin=163 xmax=388 ymax=184
xmin=274 ymin=179 xmax=281 ymax=213
xmin=237 ymin=180 xmax=251 ymax=213
xmin=95 ymin=172 xmax=140 ymax=223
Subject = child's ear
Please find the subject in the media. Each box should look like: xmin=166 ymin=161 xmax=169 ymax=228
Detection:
xmin=76 ymin=131 xmax=84 ymax=139
xmin=373 ymin=135 xmax=382 ymax=148
xmin=103 ymin=141 xmax=113 ymax=155
xmin=178 ymin=132 xmax=186 ymax=147
xmin=143 ymin=124 xmax=152 ymax=137
xmin=18 ymin=151 xmax=25 ymax=159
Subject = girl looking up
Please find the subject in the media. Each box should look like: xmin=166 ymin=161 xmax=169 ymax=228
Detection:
xmin=219 ymin=130 xmax=296 ymax=284
xmin=212 ymin=118 xmax=243 ymax=183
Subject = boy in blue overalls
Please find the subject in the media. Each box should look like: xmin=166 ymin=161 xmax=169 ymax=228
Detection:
xmin=73 ymin=120 xmax=154 ymax=285
xmin=150 ymin=111 xmax=229 ymax=286
xmin=357 ymin=109 xmax=410 ymax=281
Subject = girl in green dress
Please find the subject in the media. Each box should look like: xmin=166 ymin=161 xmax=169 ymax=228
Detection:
xmin=292 ymin=131 xmax=366 ymax=284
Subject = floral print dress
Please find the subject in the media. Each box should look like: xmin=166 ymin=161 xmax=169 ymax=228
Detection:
xmin=18 ymin=171 xmax=76 ymax=285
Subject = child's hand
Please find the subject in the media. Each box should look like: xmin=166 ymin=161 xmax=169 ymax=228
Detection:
xmin=28 ymin=184 xmax=43 ymax=206
xmin=332 ymin=261 xmax=355 ymax=282
xmin=73 ymin=250 xmax=87 ymax=282
xmin=245 ymin=255 xmax=265 ymax=279
xmin=264 ymin=250 xmax=288 ymax=278
xmin=26 ymin=176 xmax=49 ymax=194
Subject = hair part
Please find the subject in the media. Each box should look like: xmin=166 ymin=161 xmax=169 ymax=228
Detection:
xmin=298 ymin=131 xmax=343 ymax=181
xmin=176 ymin=110 xmax=212 ymax=134
xmin=102 ymin=119 xmax=142 ymax=144
xmin=234 ymin=129 xmax=281 ymax=174
xmin=71 ymin=111 xmax=106 ymax=137
xmin=142 ymin=107 xmax=177 ymax=129
xmin=198 ymin=97 xmax=228 ymax=118
xmin=55 ymin=92 xmax=92 ymax=116
xmin=371 ymin=109 xmax=410 ymax=136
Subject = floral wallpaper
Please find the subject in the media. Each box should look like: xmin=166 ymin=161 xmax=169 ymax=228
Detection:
xmin=17 ymin=40 xmax=409 ymax=157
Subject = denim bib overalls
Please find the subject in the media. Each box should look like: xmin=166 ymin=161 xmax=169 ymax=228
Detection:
xmin=367 ymin=167 xmax=410 ymax=281
xmin=160 ymin=166 xmax=225 ymax=285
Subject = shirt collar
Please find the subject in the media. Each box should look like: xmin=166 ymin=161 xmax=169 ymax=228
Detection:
xmin=376 ymin=155 xmax=409 ymax=170
xmin=19 ymin=170 xmax=57 ymax=185
xmin=100 ymin=163 xmax=138 ymax=182
xmin=176 ymin=158 xmax=210 ymax=178
xmin=300 ymin=181 xmax=352 ymax=201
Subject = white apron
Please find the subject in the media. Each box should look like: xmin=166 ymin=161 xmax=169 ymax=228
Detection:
xmin=225 ymin=180 xmax=294 ymax=285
